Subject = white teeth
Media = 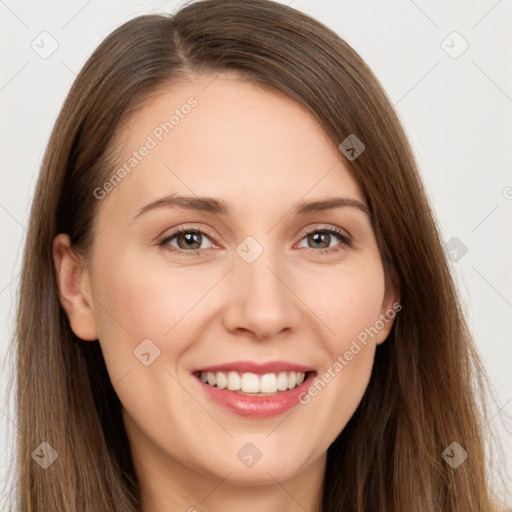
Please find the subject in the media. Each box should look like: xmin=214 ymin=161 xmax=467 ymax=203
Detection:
xmin=277 ymin=371 xmax=288 ymax=391
xmin=287 ymin=372 xmax=296 ymax=390
xmin=259 ymin=373 xmax=277 ymax=393
xmin=227 ymin=371 xmax=241 ymax=390
xmin=241 ymin=372 xmax=260 ymax=393
xmin=216 ymin=372 xmax=227 ymax=389
xmin=199 ymin=370 xmax=308 ymax=393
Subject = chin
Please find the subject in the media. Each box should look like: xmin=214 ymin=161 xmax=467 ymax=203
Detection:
xmin=201 ymin=449 xmax=313 ymax=486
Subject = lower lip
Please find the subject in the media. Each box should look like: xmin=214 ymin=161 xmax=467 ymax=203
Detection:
xmin=194 ymin=372 xmax=317 ymax=418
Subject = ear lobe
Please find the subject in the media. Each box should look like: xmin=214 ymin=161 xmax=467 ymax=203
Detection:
xmin=52 ymin=233 xmax=98 ymax=341
xmin=375 ymin=265 xmax=401 ymax=345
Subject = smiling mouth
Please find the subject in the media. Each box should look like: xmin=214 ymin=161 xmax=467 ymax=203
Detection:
xmin=193 ymin=370 xmax=316 ymax=396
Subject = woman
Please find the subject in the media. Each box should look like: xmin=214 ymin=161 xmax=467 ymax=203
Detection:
xmin=7 ymin=0 xmax=507 ymax=510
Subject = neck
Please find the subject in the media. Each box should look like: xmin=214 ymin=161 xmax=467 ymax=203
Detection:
xmin=133 ymin=436 xmax=326 ymax=512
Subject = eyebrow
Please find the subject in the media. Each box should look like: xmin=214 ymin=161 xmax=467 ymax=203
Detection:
xmin=133 ymin=194 xmax=371 ymax=219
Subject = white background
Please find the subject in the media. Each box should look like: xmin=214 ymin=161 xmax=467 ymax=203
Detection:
xmin=1 ymin=0 xmax=511 ymax=508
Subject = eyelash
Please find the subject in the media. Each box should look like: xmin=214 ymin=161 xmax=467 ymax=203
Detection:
xmin=157 ymin=225 xmax=352 ymax=257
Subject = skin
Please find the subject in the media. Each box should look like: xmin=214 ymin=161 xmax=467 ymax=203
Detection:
xmin=53 ymin=72 xmax=400 ymax=512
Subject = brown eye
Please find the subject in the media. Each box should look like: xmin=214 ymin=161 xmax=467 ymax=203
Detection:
xmin=175 ymin=231 xmax=203 ymax=250
xmin=306 ymin=231 xmax=331 ymax=249
xmin=159 ymin=228 xmax=215 ymax=254
xmin=297 ymin=227 xmax=352 ymax=253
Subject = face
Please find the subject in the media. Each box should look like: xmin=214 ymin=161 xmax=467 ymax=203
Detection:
xmin=54 ymin=72 xmax=399 ymax=501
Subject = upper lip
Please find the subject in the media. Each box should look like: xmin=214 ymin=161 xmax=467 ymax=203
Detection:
xmin=192 ymin=360 xmax=315 ymax=374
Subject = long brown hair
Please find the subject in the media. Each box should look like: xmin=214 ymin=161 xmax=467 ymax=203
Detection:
xmin=4 ymin=0 xmax=509 ymax=510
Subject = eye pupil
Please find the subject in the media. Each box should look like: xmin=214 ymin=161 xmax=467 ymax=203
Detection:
xmin=308 ymin=232 xmax=330 ymax=249
xmin=178 ymin=232 xmax=201 ymax=250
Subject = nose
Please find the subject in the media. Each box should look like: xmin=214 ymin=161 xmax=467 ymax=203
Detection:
xmin=221 ymin=248 xmax=301 ymax=340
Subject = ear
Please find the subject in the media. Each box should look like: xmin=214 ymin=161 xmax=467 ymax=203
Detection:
xmin=375 ymin=265 xmax=401 ymax=345
xmin=52 ymin=233 xmax=98 ymax=341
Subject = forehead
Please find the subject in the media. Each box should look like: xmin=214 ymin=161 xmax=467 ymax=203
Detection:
xmin=101 ymin=74 xmax=366 ymax=217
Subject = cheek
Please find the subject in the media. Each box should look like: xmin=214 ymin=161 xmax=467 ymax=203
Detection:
xmin=294 ymin=266 xmax=385 ymax=451
xmin=88 ymin=255 xmax=210 ymax=437
xmin=88 ymin=252 xmax=203 ymax=382
xmin=92 ymin=250 xmax=210 ymax=338
xmin=301 ymin=261 xmax=386 ymax=355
